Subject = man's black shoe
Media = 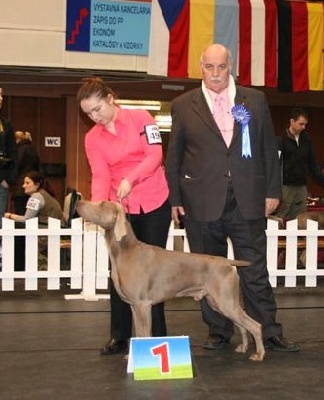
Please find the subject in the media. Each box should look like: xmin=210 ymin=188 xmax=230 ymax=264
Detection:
xmin=202 ymin=334 xmax=230 ymax=350
xmin=100 ymin=339 xmax=129 ymax=355
xmin=265 ymin=335 xmax=300 ymax=352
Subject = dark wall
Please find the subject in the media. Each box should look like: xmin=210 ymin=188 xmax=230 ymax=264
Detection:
xmin=2 ymin=95 xmax=66 ymax=206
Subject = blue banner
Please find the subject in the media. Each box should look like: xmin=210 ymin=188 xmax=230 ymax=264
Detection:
xmin=66 ymin=0 xmax=151 ymax=56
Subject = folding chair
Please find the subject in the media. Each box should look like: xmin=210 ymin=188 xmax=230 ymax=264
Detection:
xmin=61 ymin=188 xmax=82 ymax=268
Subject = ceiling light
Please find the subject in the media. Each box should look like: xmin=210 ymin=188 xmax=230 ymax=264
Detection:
xmin=117 ymin=100 xmax=161 ymax=111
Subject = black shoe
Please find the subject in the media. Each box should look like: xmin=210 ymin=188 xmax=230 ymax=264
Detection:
xmin=265 ymin=335 xmax=300 ymax=352
xmin=100 ymin=339 xmax=129 ymax=355
xmin=202 ymin=334 xmax=230 ymax=350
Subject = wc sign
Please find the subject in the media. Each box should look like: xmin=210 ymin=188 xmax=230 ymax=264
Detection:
xmin=45 ymin=137 xmax=61 ymax=147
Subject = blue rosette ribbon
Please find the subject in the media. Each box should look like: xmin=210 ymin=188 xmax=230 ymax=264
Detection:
xmin=231 ymin=104 xmax=252 ymax=158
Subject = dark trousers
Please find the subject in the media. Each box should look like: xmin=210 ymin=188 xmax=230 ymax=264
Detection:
xmin=13 ymin=197 xmax=29 ymax=271
xmin=184 ymin=184 xmax=282 ymax=341
xmin=109 ymin=200 xmax=171 ymax=340
xmin=14 ymin=221 xmax=26 ymax=271
xmin=13 ymin=195 xmax=29 ymax=215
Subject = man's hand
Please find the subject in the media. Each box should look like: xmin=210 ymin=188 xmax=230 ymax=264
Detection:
xmin=265 ymin=198 xmax=280 ymax=217
xmin=171 ymin=206 xmax=185 ymax=225
xmin=1 ymin=179 xmax=8 ymax=189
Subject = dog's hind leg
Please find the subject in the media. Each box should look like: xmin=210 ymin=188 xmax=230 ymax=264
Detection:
xmin=131 ymin=303 xmax=152 ymax=337
xmin=240 ymin=312 xmax=264 ymax=362
xmin=214 ymin=296 xmax=265 ymax=362
xmin=227 ymin=310 xmax=265 ymax=362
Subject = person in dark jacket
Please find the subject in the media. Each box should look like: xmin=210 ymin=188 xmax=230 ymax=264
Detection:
xmin=0 ymin=87 xmax=18 ymax=227
xmin=165 ymin=43 xmax=299 ymax=353
xmin=274 ymin=108 xmax=324 ymax=219
xmin=12 ymin=130 xmax=40 ymax=214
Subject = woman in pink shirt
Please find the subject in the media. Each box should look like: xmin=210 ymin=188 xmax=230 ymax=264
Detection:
xmin=77 ymin=78 xmax=171 ymax=355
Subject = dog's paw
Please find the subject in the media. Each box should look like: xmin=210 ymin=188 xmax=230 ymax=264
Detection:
xmin=235 ymin=343 xmax=248 ymax=353
xmin=249 ymin=352 xmax=265 ymax=362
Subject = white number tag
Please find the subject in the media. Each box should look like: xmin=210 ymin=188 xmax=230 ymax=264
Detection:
xmin=144 ymin=125 xmax=162 ymax=144
xmin=26 ymin=197 xmax=41 ymax=211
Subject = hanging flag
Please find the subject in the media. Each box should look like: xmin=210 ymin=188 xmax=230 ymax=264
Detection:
xmin=147 ymin=0 xmax=189 ymax=77
xmin=278 ymin=0 xmax=292 ymax=92
xmin=307 ymin=2 xmax=324 ymax=91
xmin=215 ymin=0 xmax=239 ymax=78
xmin=238 ymin=0 xmax=277 ymax=87
xmin=238 ymin=0 xmax=252 ymax=86
xmin=264 ymin=0 xmax=277 ymax=88
xmin=278 ymin=0 xmax=324 ymax=92
xmin=188 ymin=0 xmax=215 ymax=78
xmin=291 ymin=1 xmax=309 ymax=91
xmin=250 ymin=0 xmax=266 ymax=86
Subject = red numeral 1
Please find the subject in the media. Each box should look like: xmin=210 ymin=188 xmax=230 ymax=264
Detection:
xmin=151 ymin=342 xmax=171 ymax=374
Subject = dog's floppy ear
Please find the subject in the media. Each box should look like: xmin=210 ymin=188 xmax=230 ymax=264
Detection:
xmin=113 ymin=203 xmax=128 ymax=241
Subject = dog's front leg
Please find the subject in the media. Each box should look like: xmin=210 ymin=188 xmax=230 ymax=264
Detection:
xmin=131 ymin=303 xmax=152 ymax=337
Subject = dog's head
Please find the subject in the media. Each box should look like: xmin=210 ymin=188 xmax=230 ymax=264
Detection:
xmin=76 ymin=200 xmax=127 ymax=241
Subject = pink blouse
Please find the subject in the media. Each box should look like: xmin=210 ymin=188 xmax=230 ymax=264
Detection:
xmin=85 ymin=107 xmax=169 ymax=214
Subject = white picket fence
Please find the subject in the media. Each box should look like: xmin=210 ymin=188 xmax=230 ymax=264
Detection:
xmin=0 ymin=217 xmax=323 ymax=300
xmin=266 ymin=218 xmax=324 ymax=287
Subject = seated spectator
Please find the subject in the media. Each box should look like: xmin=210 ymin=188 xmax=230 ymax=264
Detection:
xmin=4 ymin=170 xmax=63 ymax=271
xmin=5 ymin=170 xmax=63 ymax=225
xmin=11 ymin=130 xmax=40 ymax=214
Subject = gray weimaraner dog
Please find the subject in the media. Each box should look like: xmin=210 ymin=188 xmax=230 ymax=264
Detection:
xmin=76 ymin=200 xmax=265 ymax=361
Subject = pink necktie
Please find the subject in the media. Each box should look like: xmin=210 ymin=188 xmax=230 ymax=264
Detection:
xmin=214 ymin=96 xmax=233 ymax=147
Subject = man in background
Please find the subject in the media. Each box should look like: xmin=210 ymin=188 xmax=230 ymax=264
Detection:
xmin=274 ymin=107 xmax=324 ymax=220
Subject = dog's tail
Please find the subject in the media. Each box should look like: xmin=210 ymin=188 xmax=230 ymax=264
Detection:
xmin=230 ymin=260 xmax=251 ymax=267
